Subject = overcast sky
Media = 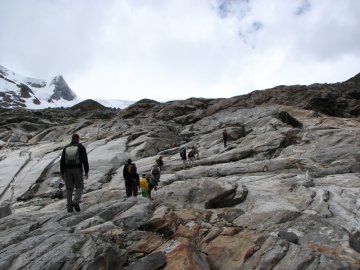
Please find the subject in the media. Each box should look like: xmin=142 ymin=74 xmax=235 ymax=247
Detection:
xmin=1 ymin=0 xmax=360 ymax=102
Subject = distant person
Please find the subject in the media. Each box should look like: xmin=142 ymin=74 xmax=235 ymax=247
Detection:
xmin=147 ymin=174 xmax=158 ymax=200
xmin=150 ymin=162 xmax=161 ymax=182
xmin=139 ymin=174 xmax=149 ymax=198
xmin=180 ymin=147 xmax=187 ymax=168
xmin=123 ymin=159 xmax=140 ymax=197
xmin=223 ymin=129 xmax=228 ymax=147
xmin=60 ymin=133 xmax=89 ymax=213
xmin=187 ymin=148 xmax=196 ymax=167
xmin=192 ymin=144 xmax=200 ymax=160
xmin=156 ymin=156 xmax=164 ymax=170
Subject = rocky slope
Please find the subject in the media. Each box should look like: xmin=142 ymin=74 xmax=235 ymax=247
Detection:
xmin=0 ymin=74 xmax=360 ymax=269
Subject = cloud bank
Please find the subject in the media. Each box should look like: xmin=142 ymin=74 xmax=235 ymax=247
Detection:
xmin=1 ymin=0 xmax=359 ymax=101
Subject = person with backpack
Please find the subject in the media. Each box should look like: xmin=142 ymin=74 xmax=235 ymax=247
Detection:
xmin=156 ymin=156 xmax=164 ymax=170
xmin=223 ymin=129 xmax=228 ymax=147
xmin=147 ymin=174 xmax=158 ymax=200
xmin=139 ymin=174 xmax=149 ymax=198
xmin=150 ymin=163 xmax=161 ymax=182
xmin=122 ymin=159 xmax=140 ymax=197
xmin=60 ymin=133 xmax=89 ymax=213
xmin=187 ymin=148 xmax=196 ymax=167
xmin=180 ymin=147 xmax=187 ymax=168
xmin=145 ymin=163 xmax=160 ymax=200
xmin=193 ymin=144 xmax=200 ymax=160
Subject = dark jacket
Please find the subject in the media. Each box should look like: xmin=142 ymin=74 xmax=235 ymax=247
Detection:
xmin=180 ymin=148 xmax=186 ymax=160
xmin=60 ymin=142 xmax=89 ymax=174
xmin=123 ymin=162 xmax=140 ymax=186
xmin=156 ymin=158 xmax=163 ymax=169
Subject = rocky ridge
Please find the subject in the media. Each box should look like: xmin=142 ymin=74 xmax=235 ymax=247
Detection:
xmin=0 ymin=73 xmax=360 ymax=269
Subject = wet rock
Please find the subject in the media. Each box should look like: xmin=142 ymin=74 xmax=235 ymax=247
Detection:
xmin=278 ymin=229 xmax=299 ymax=244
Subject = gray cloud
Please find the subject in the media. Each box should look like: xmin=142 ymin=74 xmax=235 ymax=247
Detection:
xmin=0 ymin=0 xmax=359 ymax=101
xmin=295 ymin=0 xmax=311 ymax=15
xmin=216 ymin=0 xmax=250 ymax=19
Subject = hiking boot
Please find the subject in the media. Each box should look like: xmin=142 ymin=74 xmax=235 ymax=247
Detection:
xmin=73 ymin=203 xmax=80 ymax=212
xmin=67 ymin=208 xmax=73 ymax=213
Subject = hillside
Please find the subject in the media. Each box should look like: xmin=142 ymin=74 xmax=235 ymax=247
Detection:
xmin=0 ymin=74 xmax=360 ymax=269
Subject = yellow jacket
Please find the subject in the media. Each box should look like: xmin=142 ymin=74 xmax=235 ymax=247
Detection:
xmin=139 ymin=177 xmax=148 ymax=190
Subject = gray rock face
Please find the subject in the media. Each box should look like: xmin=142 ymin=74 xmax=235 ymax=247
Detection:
xmin=48 ymin=75 xmax=77 ymax=102
xmin=0 ymin=74 xmax=360 ymax=269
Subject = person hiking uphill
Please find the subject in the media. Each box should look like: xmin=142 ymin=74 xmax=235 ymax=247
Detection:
xmin=156 ymin=156 xmax=164 ymax=170
xmin=193 ymin=144 xmax=200 ymax=160
xmin=60 ymin=133 xmax=89 ymax=213
xmin=223 ymin=129 xmax=228 ymax=147
xmin=123 ymin=159 xmax=140 ymax=197
xmin=146 ymin=163 xmax=161 ymax=199
xmin=150 ymin=162 xmax=161 ymax=182
xmin=147 ymin=176 xmax=158 ymax=200
xmin=180 ymin=147 xmax=187 ymax=168
xmin=188 ymin=148 xmax=196 ymax=167
xmin=139 ymin=174 xmax=149 ymax=198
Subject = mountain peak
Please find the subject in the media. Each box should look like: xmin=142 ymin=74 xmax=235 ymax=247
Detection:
xmin=0 ymin=65 xmax=78 ymax=108
xmin=49 ymin=75 xmax=77 ymax=102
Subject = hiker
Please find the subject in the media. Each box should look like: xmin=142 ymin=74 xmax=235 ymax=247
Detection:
xmin=123 ymin=159 xmax=140 ymax=197
xmin=223 ymin=129 xmax=228 ymax=147
xmin=151 ymin=163 xmax=161 ymax=182
xmin=60 ymin=133 xmax=89 ymax=213
xmin=139 ymin=174 xmax=149 ymax=198
xmin=147 ymin=174 xmax=158 ymax=200
xmin=192 ymin=144 xmax=200 ymax=160
xmin=187 ymin=148 xmax=196 ymax=167
xmin=180 ymin=147 xmax=187 ymax=168
xmin=156 ymin=156 xmax=164 ymax=170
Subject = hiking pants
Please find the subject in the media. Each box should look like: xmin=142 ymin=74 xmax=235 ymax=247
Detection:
xmin=182 ymin=158 xmax=187 ymax=168
xmin=141 ymin=189 xmax=149 ymax=198
xmin=223 ymin=138 xmax=227 ymax=147
xmin=125 ymin=179 xmax=138 ymax=197
xmin=148 ymin=184 xmax=154 ymax=199
xmin=64 ymin=168 xmax=84 ymax=209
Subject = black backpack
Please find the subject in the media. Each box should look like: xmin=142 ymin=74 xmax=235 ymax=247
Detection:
xmin=127 ymin=163 xmax=137 ymax=175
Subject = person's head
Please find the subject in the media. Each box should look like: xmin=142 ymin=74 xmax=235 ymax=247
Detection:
xmin=72 ymin=134 xmax=80 ymax=142
xmin=127 ymin=159 xmax=132 ymax=164
xmin=158 ymin=156 xmax=162 ymax=160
